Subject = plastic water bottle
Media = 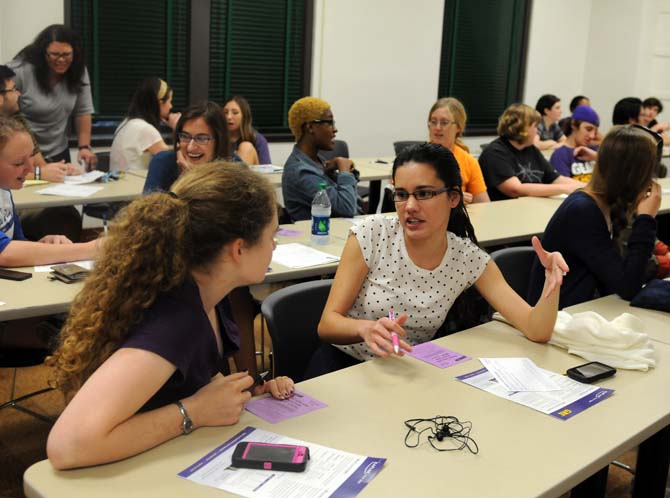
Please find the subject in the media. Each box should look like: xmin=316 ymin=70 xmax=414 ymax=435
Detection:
xmin=311 ymin=183 xmax=331 ymax=245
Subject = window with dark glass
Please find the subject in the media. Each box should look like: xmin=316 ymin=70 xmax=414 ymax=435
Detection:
xmin=438 ymin=0 xmax=531 ymax=134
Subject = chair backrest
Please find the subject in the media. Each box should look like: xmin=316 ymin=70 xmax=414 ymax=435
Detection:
xmin=261 ymin=279 xmax=333 ymax=382
xmin=318 ymin=140 xmax=349 ymax=161
xmin=96 ymin=151 xmax=111 ymax=172
xmin=393 ymin=140 xmax=423 ymax=155
xmin=489 ymin=246 xmax=536 ymax=302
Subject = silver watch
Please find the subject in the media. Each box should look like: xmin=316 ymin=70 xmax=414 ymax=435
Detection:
xmin=175 ymin=400 xmax=193 ymax=435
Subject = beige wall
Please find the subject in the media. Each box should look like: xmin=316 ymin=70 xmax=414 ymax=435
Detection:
xmin=1 ymin=0 xmax=667 ymax=164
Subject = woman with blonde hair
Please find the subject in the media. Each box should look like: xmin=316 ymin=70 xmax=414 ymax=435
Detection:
xmin=427 ymin=97 xmax=489 ymax=203
xmin=47 ymin=162 xmax=293 ymax=470
xmin=479 ymin=103 xmax=584 ymax=201
xmin=0 ymin=116 xmax=98 ymax=266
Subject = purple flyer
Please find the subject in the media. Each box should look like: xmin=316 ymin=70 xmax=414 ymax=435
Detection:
xmin=245 ymin=390 xmax=327 ymax=423
xmin=407 ymin=342 xmax=471 ymax=368
xmin=276 ymin=228 xmax=303 ymax=237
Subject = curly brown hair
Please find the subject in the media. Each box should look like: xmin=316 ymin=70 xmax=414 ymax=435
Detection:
xmin=497 ymin=103 xmax=541 ymax=142
xmin=47 ymin=161 xmax=276 ymax=397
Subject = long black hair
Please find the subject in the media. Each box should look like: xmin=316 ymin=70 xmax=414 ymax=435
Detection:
xmin=15 ymin=24 xmax=86 ymax=95
xmin=393 ymin=143 xmax=487 ymax=334
xmin=124 ymin=77 xmax=171 ymax=131
xmin=393 ymin=142 xmax=478 ymax=245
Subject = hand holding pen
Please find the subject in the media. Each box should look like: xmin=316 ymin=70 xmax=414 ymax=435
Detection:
xmin=358 ymin=308 xmax=412 ymax=358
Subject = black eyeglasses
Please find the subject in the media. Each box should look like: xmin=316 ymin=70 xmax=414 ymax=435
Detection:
xmin=0 ymin=86 xmax=19 ymax=94
xmin=312 ymin=119 xmax=335 ymax=127
xmin=631 ymin=124 xmax=664 ymax=160
xmin=46 ymin=51 xmax=73 ymax=60
xmin=392 ymin=187 xmax=451 ymax=202
xmin=177 ymin=132 xmax=214 ymax=145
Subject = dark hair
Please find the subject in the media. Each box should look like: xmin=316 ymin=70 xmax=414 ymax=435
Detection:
xmin=224 ymin=95 xmax=257 ymax=144
xmin=0 ymin=65 xmax=16 ymax=91
xmin=643 ymin=97 xmax=663 ymax=113
xmin=612 ymin=97 xmax=642 ymax=125
xmin=569 ymin=95 xmax=588 ymax=112
xmin=392 ymin=142 xmax=477 ymax=245
xmin=122 ymin=77 xmax=172 ymax=131
xmin=174 ymin=101 xmax=232 ymax=160
xmin=393 ymin=143 xmax=485 ymax=334
xmin=15 ymin=24 xmax=86 ymax=95
xmin=589 ymin=125 xmax=658 ymax=241
xmin=535 ymin=94 xmax=560 ymax=116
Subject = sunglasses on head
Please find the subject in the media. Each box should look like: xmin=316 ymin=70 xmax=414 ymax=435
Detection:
xmin=631 ymin=124 xmax=664 ymax=162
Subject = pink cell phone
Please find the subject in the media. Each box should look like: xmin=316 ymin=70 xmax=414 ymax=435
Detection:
xmin=232 ymin=441 xmax=310 ymax=472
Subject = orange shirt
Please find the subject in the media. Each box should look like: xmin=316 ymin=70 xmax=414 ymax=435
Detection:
xmin=452 ymin=145 xmax=487 ymax=196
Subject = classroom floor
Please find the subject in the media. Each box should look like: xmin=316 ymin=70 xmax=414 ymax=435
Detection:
xmin=0 ymin=319 xmax=640 ymax=498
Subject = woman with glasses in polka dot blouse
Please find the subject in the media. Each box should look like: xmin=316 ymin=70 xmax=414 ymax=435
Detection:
xmin=309 ymin=143 xmax=568 ymax=377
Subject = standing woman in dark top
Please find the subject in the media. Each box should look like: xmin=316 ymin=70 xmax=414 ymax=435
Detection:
xmin=47 ymin=163 xmax=293 ymax=470
xmin=528 ymin=125 xmax=662 ymax=308
xmin=223 ymin=95 xmax=271 ymax=165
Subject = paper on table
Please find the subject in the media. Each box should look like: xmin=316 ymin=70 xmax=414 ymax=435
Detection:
xmin=179 ymin=426 xmax=386 ymax=498
xmin=63 ymin=171 xmax=106 ymax=184
xmin=479 ymin=358 xmax=560 ymax=392
xmin=245 ymin=390 xmax=327 ymax=423
xmin=457 ymin=367 xmax=614 ymax=420
xmin=23 ymin=179 xmax=49 ymax=187
xmin=272 ymin=243 xmax=339 ymax=268
xmin=276 ymin=228 xmax=303 ymax=237
xmin=36 ymin=184 xmax=104 ymax=198
xmin=407 ymin=342 xmax=471 ymax=368
xmin=34 ymin=260 xmax=94 ymax=273
xmin=249 ymin=164 xmax=283 ymax=173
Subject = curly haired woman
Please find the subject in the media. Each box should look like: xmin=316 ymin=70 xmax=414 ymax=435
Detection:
xmin=47 ymin=162 xmax=293 ymax=469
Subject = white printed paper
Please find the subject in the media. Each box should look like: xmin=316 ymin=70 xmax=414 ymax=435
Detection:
xmin=250 ymin=164 xmax=283 ymax=173
xmin=64 ymin=171 xmax=106 ymax=184
xmin=272 ymin=243 xmax=340 ymax=268
xmin=34 ymin=260 xmax=94 ymax=273
xmin=457 ymin=367 xmax=613 ymax=419
xmin=179 ymin=426 xmax=386 ymax=498
xmin=479 ymin=358 xmax=560 ymax=392
xmin=36 ymin=185 xmax=104 ymax=198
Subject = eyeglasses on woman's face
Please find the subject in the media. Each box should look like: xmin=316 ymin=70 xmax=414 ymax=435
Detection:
xmin=46 ymin=51 xmax=73 ymax=60
xmin=428 ymin=119 xmax=455 ymax=128
xmin=392 ymin=187 xmax=451 ymax=202
xmin=177 ymin=132 xmax=215 ymax=145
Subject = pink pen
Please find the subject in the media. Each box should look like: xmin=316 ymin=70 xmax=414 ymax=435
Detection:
xmin=389 ymin=309 xmax=399 ymax=354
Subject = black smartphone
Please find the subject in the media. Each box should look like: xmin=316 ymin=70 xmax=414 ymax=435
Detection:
xmin=232 ymin=441 xmax=310 ymax=472
xmin=0 ymin=268 xmax=32 ymax=281
xmin=566 ymin=361 xmax=616 ymax=384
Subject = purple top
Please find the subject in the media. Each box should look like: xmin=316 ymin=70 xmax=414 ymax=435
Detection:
xmin=120 ymin=277 xmax=240 ymax=412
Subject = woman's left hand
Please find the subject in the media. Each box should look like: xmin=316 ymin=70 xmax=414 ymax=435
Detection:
xmin=532 ymin=235 xmax=569 ymax=298
xmin=254 ymin=376 xmax=295 ymax=400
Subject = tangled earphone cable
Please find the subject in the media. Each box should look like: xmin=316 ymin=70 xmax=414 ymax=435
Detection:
xmin=404 ymin=415 xmax=479 ymax=454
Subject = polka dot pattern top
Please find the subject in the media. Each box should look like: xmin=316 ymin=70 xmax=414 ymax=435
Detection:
xmin=335 ymin=214 xmax=490 ymax=362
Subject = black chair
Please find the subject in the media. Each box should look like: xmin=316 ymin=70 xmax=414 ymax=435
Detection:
xmin=0 ymin=348 xmax=54 ymax=423
xmin=318 ymin=139 xmax=349 ymax=162
xmin=489 ymin=246 xmax=536 ymax=302
xmin=318 ymin=140 xmax=370 ymax=200
xmin=261 ymin=279 xmax=332 ymax=382
xmin=393 ymin=140 xmax=423 ymax=155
